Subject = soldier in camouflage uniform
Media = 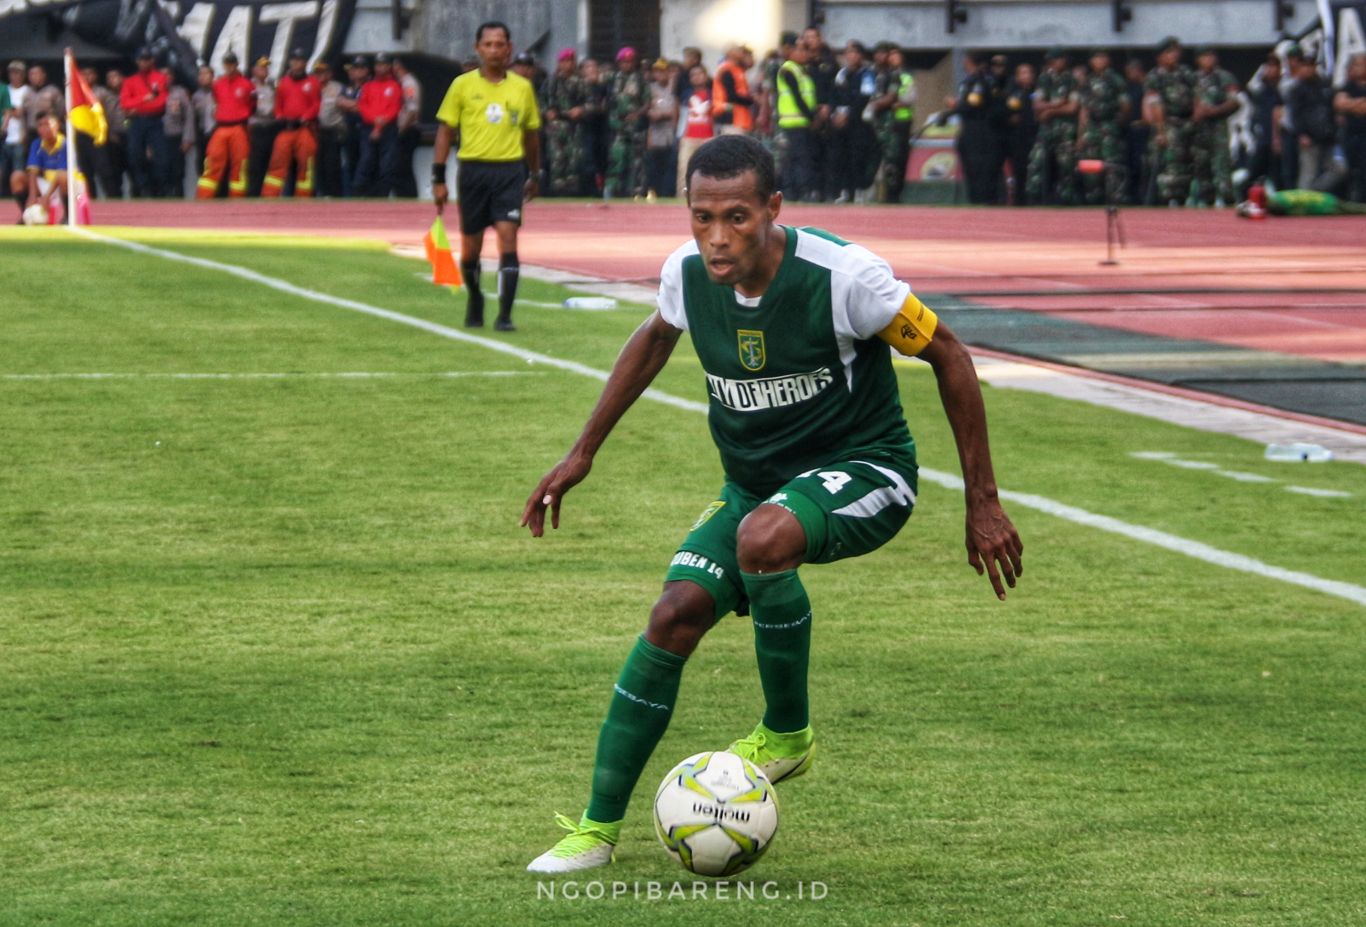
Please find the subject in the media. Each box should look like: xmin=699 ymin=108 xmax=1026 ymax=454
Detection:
xmin=1026 ymin=48 xmax=1080 ymax=205
xmin=541 ymin=49 xmax=586 ymax=196
xmin=606 ymin=47 xmax=651 ymax=199
xmin=873 ymin=45 xmax=915 ymax=203
xmin=1191 ymin=47 xmax=1240 ymax=206
xmin=1144 ymin=37 xmax=1197 ymax=205
xmin=1076 ymin=49 xmax=1130 ymax=204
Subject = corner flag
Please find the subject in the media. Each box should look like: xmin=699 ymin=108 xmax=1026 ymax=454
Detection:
xmin=423 ymin=216 xmax=463 ymax=287
xmin=66 ymin=51 xmax=108 ymax=146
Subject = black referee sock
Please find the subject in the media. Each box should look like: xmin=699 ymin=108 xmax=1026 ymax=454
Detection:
xmin=461 ymin=257 xmax=483 ymax=325
xmin=496 ymin=253 xmax=519 ymax=323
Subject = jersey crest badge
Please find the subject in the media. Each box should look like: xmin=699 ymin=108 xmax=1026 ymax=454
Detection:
xmin=737 ymin=329 xmax=766 ymax=371
xmin=485 ymin=102 xmax=504 ymax=124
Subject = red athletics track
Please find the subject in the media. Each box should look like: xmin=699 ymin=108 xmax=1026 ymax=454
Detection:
xmin=91 ymin=199 xmax=1366 ymax=365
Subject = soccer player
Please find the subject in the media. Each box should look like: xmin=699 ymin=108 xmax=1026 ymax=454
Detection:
xmin=431 ymin=20 xmax=542 ymax=332
xmin=521 ymin=135 xmax=1023 ymax=873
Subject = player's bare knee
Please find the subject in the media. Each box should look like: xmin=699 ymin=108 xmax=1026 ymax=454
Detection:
xmin=736 ymin=504 xmax=806 ymax=574
xmin=644 ymin=583 xmax=713 ymax=657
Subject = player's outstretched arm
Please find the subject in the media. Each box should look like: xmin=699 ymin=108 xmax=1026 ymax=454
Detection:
xmin=521 ymin=311 xmax=683 ymax=537
xmin=918 ymin=322 xmax=1024 ymax=600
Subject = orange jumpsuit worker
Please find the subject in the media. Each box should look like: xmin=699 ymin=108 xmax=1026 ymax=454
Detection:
xmin=197 ymin=51 xmax=256 ymax=198
xmin=263 ymin=48 xmax=321 ymax=197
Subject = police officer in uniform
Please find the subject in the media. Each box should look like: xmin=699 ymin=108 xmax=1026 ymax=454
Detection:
xmin=951 ymin=50 xmax=1000 ymax=204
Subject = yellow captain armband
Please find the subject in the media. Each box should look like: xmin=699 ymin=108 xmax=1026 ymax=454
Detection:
xmin=877 ymin=294 xmax=939 ymax=357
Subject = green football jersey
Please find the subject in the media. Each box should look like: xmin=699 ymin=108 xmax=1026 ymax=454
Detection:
xmin=657 ymin=226 xmax=918 ymax=494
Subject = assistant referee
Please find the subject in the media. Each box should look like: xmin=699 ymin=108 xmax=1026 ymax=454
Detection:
xmin=432 ymin=20 xmax=542 ymax=332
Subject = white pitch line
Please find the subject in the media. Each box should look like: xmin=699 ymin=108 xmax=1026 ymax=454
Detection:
xmin=73 ymin=227 xmax=1366 ymax=608
xmin=0 ymin=371 xmax=542 ymax=381
xmin=1131 ymin=451 xmax=1351 ymax=497
xmin=1286 ymin=486 xmax=1353 ymax=499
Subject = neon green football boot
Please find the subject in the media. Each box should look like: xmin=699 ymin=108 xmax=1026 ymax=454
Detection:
xmin=727 ymin=722 xmax=815 ymax=784
xmin=526 ymin=813 xmax=620 ymax=874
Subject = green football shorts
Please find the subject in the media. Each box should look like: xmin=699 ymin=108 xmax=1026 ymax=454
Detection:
xmin=664 ymin=455 xmax=918 ymax=619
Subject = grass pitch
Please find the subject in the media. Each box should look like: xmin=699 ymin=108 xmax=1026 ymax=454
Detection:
xmin=1 ymin=226 xmax=1363 ymax=926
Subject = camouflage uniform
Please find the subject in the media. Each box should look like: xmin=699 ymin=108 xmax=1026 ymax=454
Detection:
xmin=1026 ymin=68 xmax=1080 ymax=204
xmin=541 ymin=71 xmax=586 ymax=196
xmin=874 ymin=67 xmax=915 ymax=203
xmin=1191 ymin=67 xmax=1237 ymax=205
xmin=1145 ymin=65 xmax=1197 ymax=204
xmin=606 ymin=68 xmax=650 ymax=198
xmin=1078 ymin=67 xmax=1129 ymax=204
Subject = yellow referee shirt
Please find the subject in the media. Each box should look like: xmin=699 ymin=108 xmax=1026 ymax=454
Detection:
xmin=435 ymin=70 xmax=542 ymax=162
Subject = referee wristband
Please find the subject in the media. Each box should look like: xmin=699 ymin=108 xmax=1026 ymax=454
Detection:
xmin=431 ymin=163 xmax=447 ymax=184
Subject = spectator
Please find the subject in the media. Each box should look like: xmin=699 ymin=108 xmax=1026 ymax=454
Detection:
xmin=247 ymin=56 xmax=277 ymax=196
xmin=801 ymin=27 xmax=837 ymax=201
xmin=577 ymin=57 xmax=610 ymax=195
xmin=1004 ymin=62 xmax=1037 ymax=205
xmin=829 ymin=40 xmax=877 ymax=202
xmin=953 ymin=49 xmax=1003 ymax=204
xmin=354 ymin=52 xmax=402 ymax=197
xmin=677 ymin=63 xmax=713 ymax=197
xmin=336 ymin=57 xmax=369 ymax=196
xmin=1123 ymin=57 xmax=1150 ymax=202
xmin=645 ymin=58 xmax=678 ymax=197
xmin=1077 ymin=49 xmax=1129 ymax=205
xmin=314 ymin=61 xmax=346 ymax=197
xmin=393 ymin=57 xmax=422 ymax=197
xmin=264 ymin=48 xmax=320 ymax=197
xmin=191 ymin=64 xmax=215 ymax=181
xmin=121 ymin=48 xmax=171 ymax=196
xmin=713 ymin=44 xmax=755 ymax=136
xmin=1278 ymin=44 xmax=1306 ymax=191
xmin=12 ymin=112 xmax=67 ymax=221
xmin=162 ymin=72 xmax=196 ymax=197
xmin=196 ymin=51 xmax=254 ymax=198
xmin=23 ymin=64 xmax=63 ymax=135
xmin=1144 ymin=36 xmax=1197 ymax=205
xmin=4 ymin=61 xmax=31 ymax=192
xmin=542 ymin=48 xmax=586 ymax=196
xmin=1286 ymin=54 xmax=1335 ymax=189
xmin=1333 ymin=52 xmax=1366 ymax=202
xmin=96 ymin=68 xmax=127 ymax=198
xmin=1244 ymin=55 xmax=1283 ymax=190
xmin=874 ymin=45 xmax=915 ymax=203
xmin=606 ymin=47 xmax=649 ymax=199
xmin=674 ymin=47 xmax=702 ymax=108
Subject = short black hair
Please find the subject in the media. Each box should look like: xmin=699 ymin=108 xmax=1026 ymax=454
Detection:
xmin=476 ymin=20 xmax=510 ymax=43
xmin=685 ymin=135 xmax=776 ymax=202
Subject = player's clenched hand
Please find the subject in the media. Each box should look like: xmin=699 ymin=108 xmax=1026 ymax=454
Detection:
xmin=965 ymin=500 xmax=1023 ymax=600
xmin=521 ymin=452 xmax=593 ymax=537
xmin=432 ymin=182 xmax=448 ymax=213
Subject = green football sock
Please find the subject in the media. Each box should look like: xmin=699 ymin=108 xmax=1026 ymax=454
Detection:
xmin=586 ymin=634 xmax=686 ymax=823
xmin=741 ymin=569 xmax=813 ymax=733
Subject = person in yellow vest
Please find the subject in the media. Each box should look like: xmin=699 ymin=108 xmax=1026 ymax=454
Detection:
xmin=713 ymin=45 xmax=755 ymax=136
xmin=775 ymin=39 xmax=818 ymax=201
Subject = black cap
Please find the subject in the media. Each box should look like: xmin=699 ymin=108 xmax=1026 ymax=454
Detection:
xmin=350 ymin=55 xmax=370 ymax=68
xmin=373 ymin=52 xmax=392 ymax=64
xmin=222 ymin=51 xmax=238 ymax=64
xmin=1157 ymin=36 xmax=1181 ymax=53
xmin=289 ymin=47 xmax=307 ymax=60
xmin=512 ymin=52 xmax=535 ymax=66
xmin=137 ymin=47 xmax=155 ymax=59
xmin=780 ymin=31 xmax=799 ymax=48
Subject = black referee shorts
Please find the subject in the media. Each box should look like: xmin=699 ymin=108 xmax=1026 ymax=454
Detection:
xmin=456 ymin=160 xmax=527 ymax=234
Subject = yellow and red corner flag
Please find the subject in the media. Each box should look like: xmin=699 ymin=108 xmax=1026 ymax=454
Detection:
xmin=423 ymin=216 xmax=463 ymax=287
xmin=66 ymin=51 xmax=107 ymax=146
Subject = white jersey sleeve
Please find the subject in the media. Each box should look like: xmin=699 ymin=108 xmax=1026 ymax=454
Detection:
xmin=656 ymin=240 xmax=699 ymax=331
xmin=793 ymin=230 xmax=910 ymax=341
xmin=834 ymin=244 xmax=911 ymax=340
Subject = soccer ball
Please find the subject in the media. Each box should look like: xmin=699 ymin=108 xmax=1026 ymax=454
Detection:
xmin=653 ymin=751 xmax=779 ymax=876
xmin=21 ymin=203 xmax=48 ymax=226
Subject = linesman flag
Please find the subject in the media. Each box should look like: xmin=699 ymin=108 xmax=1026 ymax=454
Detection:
xmin=423 ymin=216 xmax=463 ymax=287
xmin=66 ymin=51 xmax=107 ymax=146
